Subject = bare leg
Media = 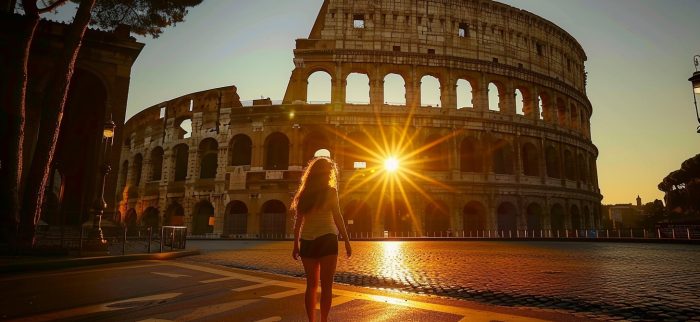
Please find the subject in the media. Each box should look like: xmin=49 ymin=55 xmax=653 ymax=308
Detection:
xmin=319 ymin=255 xmax=338 ymax=322
xmin=301 ymin=258 xmax=321 ymax=322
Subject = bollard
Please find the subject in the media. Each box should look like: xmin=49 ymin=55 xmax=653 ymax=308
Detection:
xmin=509 ymin=230 xmax=512 ymax=238
xmin=557 ymin=230 xmax=560 ymax=238
xmin=160 ymin=227 xmax=164 ymax=253
xmin=672 ymin=228 xmax=676 ymax=239
xmin=688 ymin=228 xmax=691 ymax=240
xmin=657 ymin=228 xmax=661 ymax=239
xmin=148 ymin=227 xmax=152 ymax=253
xmin=617 ymin=230 xmax=621 ymax=238
xmin=79 ymin=227 xmax=84 ymax=256
xmin=606 ymin=230 xmax=609 ymax=238
xmin=643 ymin=229 xmax=647 ymax=239
xmin=171 ymin=229 xmax=175 ymax=250
xmin=488 ymin=230 xmax=491 ymax=238
xmin=123 ymin=227 xmax=127 ymax=255
xmin=575 ymin=230 xmax=578 ymax=238
xmin=566 ymin=230 xmax=569 ymax=238
xmin=517 ymin=230 xmax=520 ymax=238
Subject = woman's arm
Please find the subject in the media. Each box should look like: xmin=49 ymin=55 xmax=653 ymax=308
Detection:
xmin=292 ymin=212 xmax=303 ymax=260
xmin=330 ymin=188 xmax=352 ymax=258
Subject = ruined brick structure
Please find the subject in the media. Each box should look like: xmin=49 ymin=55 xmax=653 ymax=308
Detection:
xmin=117 ymin=0 xmax=601 ymax=238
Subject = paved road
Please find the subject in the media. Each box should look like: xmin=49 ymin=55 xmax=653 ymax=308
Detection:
xmin=0 ymin=260 xmax=572 ymax=321
xmin=182 ymin=240 xmax=700 ymax=321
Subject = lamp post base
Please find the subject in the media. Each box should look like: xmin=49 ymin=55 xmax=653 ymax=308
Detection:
xmin=82 ymin=225 xmax=109 ymax=255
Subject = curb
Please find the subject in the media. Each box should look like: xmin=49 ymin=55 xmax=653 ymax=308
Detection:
xmin=0 ymin=250 xmax=201 ymax=274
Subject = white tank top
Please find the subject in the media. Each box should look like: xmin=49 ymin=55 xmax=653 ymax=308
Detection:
xmin=300 ymin=200 xmax=339 ymax=240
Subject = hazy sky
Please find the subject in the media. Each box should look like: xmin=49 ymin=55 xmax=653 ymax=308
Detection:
xmin=54 ymin=0 xmax=700 ymax=205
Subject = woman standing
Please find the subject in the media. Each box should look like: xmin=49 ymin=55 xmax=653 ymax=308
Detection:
xmin=291 ymin=157 xmax=352 ymax=322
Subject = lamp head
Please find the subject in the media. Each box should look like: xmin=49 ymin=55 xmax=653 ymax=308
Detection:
xmin=103 ymin=119 xmax=116 ymax=139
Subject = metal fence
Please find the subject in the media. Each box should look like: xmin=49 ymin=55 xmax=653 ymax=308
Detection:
xmin=35 ymin=225 xmax=188 ymax=255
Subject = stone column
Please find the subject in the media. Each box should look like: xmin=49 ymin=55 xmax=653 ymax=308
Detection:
xmin=187 ymin=146 xmax=198 ymax=183
xmin=500 ymin=82 xmax=516 ymax=115
xmin=369 ymin=74 xmax=384 ymax=106
xmin=473 ymin=74 xmax=489 ymax=111
xmin=217 ymin=145 xmax=227 ymax=181
xmin=440 ymin=76 xmax=457 ymax=109
xmin=529 ymin=87 xmax=540 ymax=121
xmin=282 ymin=68 xmax=308 ymax=104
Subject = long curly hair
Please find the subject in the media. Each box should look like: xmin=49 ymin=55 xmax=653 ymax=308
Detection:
xmin=291 ymin=157 xmax=338 ymax=219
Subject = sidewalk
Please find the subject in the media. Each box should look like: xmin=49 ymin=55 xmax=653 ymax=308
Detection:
xmin=0 ymin=252 xmax=592 ymax=321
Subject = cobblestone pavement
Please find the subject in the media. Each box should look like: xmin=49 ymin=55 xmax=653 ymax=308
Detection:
xmin=180 ymin=240 xmax=700 ymax=321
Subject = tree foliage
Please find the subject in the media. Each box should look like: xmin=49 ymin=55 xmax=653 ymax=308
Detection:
xmin=90 ymin=0 xmax=203 ymax=38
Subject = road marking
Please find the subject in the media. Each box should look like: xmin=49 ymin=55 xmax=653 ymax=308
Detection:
xmin=232 ymin=281 xmax=275 ymax=292
xmin=200 ymin=276 xmax=239 ymax=283
xmin=151 ymin=272 xmax=189 ymax=278
xmin=136 ymin=319 xmax=174 ymax=322
xmin=0 ymin=262 xmax=163 ymax=281
xmin=316 ymin=295 xmax=354 ymax=310
xmin=255 ymin=317 xmax=282 ymax=322
xmin=177 ymin=299 xmax=258 ymax=321
xmin=261 ymin=288 xmax=306 ymax=299
xmin=20 ymin=292 xmax=182 ymax=322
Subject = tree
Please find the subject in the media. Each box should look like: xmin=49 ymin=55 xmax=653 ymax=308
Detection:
xmin=0 ymin=0 xmax=202 ymax=250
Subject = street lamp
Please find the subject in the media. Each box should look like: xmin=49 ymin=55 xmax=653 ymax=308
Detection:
xmin=87 ymin=117 xmax=116 ymax=252
xmin=689 ymin=55 xmax=700 ymax=133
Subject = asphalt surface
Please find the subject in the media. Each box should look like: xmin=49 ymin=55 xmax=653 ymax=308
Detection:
xmin=180 ymin=240 xmax=700 ymax=321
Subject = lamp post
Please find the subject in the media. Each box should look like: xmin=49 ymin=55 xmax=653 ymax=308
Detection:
xmin=689 ymin=55 xmax=700 ymax=133
xmin=86 ymin=118 xmax=116 ymax=252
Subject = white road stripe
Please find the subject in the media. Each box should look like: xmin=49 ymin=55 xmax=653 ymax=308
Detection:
xmin=255 ymin=317 xmax=282 ymax=322
xmin=232 ymin=281 xmax=275 ymax=292
xmin=261 ymin=288 xmax=306 ymax=299
xmin=177 ymin=299 xmax=258 ymax=321
xmin=151 ymin=272 xmax=189 ymax=278
xmin=315 ymin=295 xmax=354 ymax=310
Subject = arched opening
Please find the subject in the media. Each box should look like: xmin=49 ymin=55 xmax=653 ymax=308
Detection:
xmin=564 ymin=149 xmax=576 ymax=181
xmin=456 ymin=79 xmax=474 ymax=109
xmin=383 ymin=73 xmax=406 ymax=105
xmin=260 ymin=200 xmax=287 ymax=238
xmin=303 ymin=131 xmax=331 ymax=164
xmin=521 ymin=142 xmax=540 ymax=176
xmin=173 ymin=144 xmax=189 ymax=181
xmin=343 ymin=131 xmax=374 ymax=170
xmin=383 ymin=199 xmax=411 ymax=233
xmin=224 ymin=200 xmax=248 ymax=236
xmin=142 ymin=207 xmax=160 ymax=228
xmin=264 ymin=132 xmax=290 ymax=170
xmin=492 ymin=139 xmax=514 ymax=175
xmin=420 ymin=75 xmax=441 ymax=107
xmin=488 ymin=82 xmax=500 ymax=111
xmin=176 ymin=118 xmax=192 ymax=139
xmin=192 ymin=201 xmax=214 ymax=235
xmin=132 ymin=154 xmax=143 ymax=186
xmin=460 ymin=137 xmax=482 ymax=172
xmin=422 ymin=134 xmax=448 ymax=171
xmin=229 ymin=134 xmax=252 ymax=166
xmin=570 ymin=205 xmax=581 ymax=230
xmin=346 ymin=73 xmax=370 ymax=104
xmin=462 ymin=201 xmax=487 ymax=231
xmin=343 ymin=200 xmax=372 ymax=234
xmin=550 ymin=204 xmax=565 ymax=231
xmin=307 ymin=71 xmax=331 ymax=104
xmin=546 ymin=146 xmax=561 ymax=179
xmin=424 ymin=201 xmax=450 ymax=235
xmin=164 ymin=202 xmax=185 ymax=226
xmin=496 ymin=202 xmax=518 ymax=232
xmin=537 ymin=95 xmax=545 ymax=120
xmin=583 ymin=206 xmax=591 ymax=229
xmin=198 ymin=138 xmax=218 ymax=179
xmin=515 ymin=89 xmax=525 ymax=115
xmin=526 ymin=203 xmax=543 ymax=231
xmin=150 ymin=147 xmax=164 ymax=181
xmin=125 ymin=209 xmax=137 ymax=232
xmin=556 ymin=97 xmax=567 ymax=126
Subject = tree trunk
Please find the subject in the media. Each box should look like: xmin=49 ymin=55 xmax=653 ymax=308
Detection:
xmin=18 ymin=0 xmax=96 ymax=248
xmin=0 ymin=13 xmax=38 ymax=249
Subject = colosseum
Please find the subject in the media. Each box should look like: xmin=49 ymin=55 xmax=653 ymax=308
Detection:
xmin=116 ymin=0 xmax=602 ymax=238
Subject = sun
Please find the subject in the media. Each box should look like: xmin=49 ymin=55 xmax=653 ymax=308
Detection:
xmin=384 ymin=157 xmax=400 ymax=172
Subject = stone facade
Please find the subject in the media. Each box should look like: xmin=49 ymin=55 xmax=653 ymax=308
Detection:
xmin=116 ymin=0 xmax=601 ymax=238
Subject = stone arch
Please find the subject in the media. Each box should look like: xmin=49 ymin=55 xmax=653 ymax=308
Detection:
xmin=260 ymin=200 xmax=287 ymax=238
xmin=456 ymin=79 xmax=474 ymax=109
xmin=198 ymin=138 xmax=218 ymax=179
xmin=545 ymin=145 xmax=561 ymax=179
xmin=516 ymin=86 xmax=534 ymax=117
xmin=521 ymin=142 xmax=540 ymax=176
xmin=514 ymin=89 xmax=525 ymax=115
xmin=424 ymin=201 xmax=450 ymax=235
xmin=172 ymin=144 xmax=189 ymax=181
xmin=382 ymin=199 xmax=412 ymax=233
xmin=491 ymin=139 xmax=514 ymax=175
xmin=526 ymin=203 xmax=543 ymax=230
xmin=556 ymin=97 xmax=567 ymax=126
xmin=420 ymin=75 xmax=441 ymax=107
xmin=570 ymin=204 xmax=581 ymax=230
xmin=264 ymin=132 xmax=290 ymax=170
xmin=125 ymin=208 xmax=137 ymax=232
xmin=150 ymin=147 xmax=164 ymax=181
xmin=142 ymin=207 xmax=160 ymax=228
xmin=229 ymin=134 xmax=252 ymax=166
xmin=539 ymin=92 xmax=552 ymax=122
xmin=307 ymin=70 xmax=332 ymax=103
xmin=487 ymin=82 xmax=501 ymax=111
xmin=460 ymin=137 xmax=482 ymax=172
xmin=564 ymin=149 xmax=576 ymax=180
xmin=175 ymin=117 xmax=192 ymax=139
xmin=132 ymin=153 xmax=143 ymax=186
xmin=345 ymin=72 xmax=370 ymax=104
xmin=496 ymin=202 xmax=518 ymax=231
xmin=224 ymin=200 xmax=248 ymax=236
xmin=422 ymin=134 xmax=448 ymax=171
xmin=303 ymin=130 xmax=331 ymax=164
xmin=343 ymin=200 xmax=372 ymax=234
xmin=192 ymin=201 xmax=214 ymax=235
xmin=383 ymin=73 xmax=406 ymax=105
xmin=463 ymin=201 xmax=487 ymax=231
xmin=164 ymin=202 xmax=185 ymax=226
xmin=550 ymin=203 xmax=565 ymax=231
xmin=537 ymin=94 xmax=546 ymax=120
xmin=343 ymin=131 xmax=374 ymax=170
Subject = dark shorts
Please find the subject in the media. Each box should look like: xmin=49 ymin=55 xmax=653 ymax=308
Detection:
xmin=300 ymin=233 xmax=338 ymax=258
